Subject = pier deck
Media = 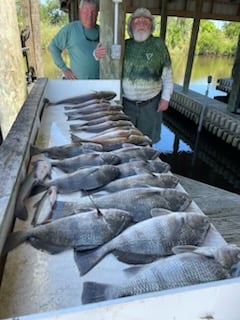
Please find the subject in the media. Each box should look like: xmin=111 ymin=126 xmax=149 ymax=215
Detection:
xmin=170 ymin=84 xmax=240 ymax=150
xmin=177 ymin=175 xmax=240 ymax=247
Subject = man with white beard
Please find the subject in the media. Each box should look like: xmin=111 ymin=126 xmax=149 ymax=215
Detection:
xmin=122 ymin=8 xmax=173 ymax=144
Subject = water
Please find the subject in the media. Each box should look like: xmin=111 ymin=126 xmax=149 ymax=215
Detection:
xmin=152 ymin=55 xmax=240 ymax=195
xmin=153 ymin=108 xmax=240 ymax=195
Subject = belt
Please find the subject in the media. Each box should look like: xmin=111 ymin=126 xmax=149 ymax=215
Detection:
xmin=123 ymin=93 xmax=160 ymax=106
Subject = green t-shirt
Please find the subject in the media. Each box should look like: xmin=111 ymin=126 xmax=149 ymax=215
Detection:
xmin=122 ymin=36 xmax=172 ymax=100
xmin=49 ymin=21 xmax=99 ymax=79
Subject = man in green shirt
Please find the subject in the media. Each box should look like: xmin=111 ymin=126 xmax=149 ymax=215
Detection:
xmin=49 ymin=0 xmax=107 ymax=79
xmin=122 ymin=8 xmax=173 ymax=144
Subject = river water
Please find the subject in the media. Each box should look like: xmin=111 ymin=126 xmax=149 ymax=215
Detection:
xmin=42 ymin=52 xmax=239 ymax=194
xmin=154 ymin=55 xmax=240 ymax=195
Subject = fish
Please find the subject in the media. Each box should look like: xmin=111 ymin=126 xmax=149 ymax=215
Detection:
xmin=71 ymin=132 xmax=152 ymax=147
xmin=112 ymin=145 xmax=160 ymax=162
xmin=49 ymin=152 xmax=121 ymax=173
xmin=146 ymin=159 xmax=171 ymax=173
xmin=74 ymin=211 xmax=211 ymax=275
xmin=69 ymin=113 xmax=131 ymax=126
xmin=52 ymin=187 xmax=192 ymax=222
xmin=33 ymin=158 xmax=52 ymax=182
xmin=91 ymin=173 xmax=179 ymax=194
xmin=67 ymin=110 xmax=124 ymax=121
xmin=14 ymin=159 xmax=52 ymax=220
xmin=89 ymin=127 xmax=143 ymax=139
xmin=116 ymin=160 xmax=170 ymax=178
xmin=31 ymin=186 xmax=58 ymax=226
xmin=127 ymin=134 xmax=152 ymax=146
xmin=64 ymin=98 xmax=110 ymax=110
xmin=2 ymin=208 xmax=133 ymax=255
xmin=64 ymin=103 xmax=123 ymax=115
xmin=81 ymin=244 xmax=240 ymax=304
xmin=69 ymin=120 xmax=134 ymax=133
xmin=30 ymin=141 xmax=103 ymax=159
xmin=46 ymin=91 xmax=117 ymax=105
xmin=42 ymin=165 xmax=120 ymax=193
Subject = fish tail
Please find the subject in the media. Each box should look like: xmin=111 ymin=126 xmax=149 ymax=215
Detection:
xmin=2 ymin=231 xmax=28 ymax=255
xmin=74 ymin=246 xmax=106 ymax=276
xmin=30 ymin=144 xmax=42 ymax=156
xmin=82 ymin=281 xmax=111 ymax=304
xmin=71 ymin=134 xmax=84 ymax=143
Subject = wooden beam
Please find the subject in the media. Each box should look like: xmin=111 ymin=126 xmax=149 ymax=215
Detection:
xmin=183 ymin=0 xmax=203 ymax=92
xmin=99 ymin=0 xmax=126 ymax=80
xmin=160 ymin=0 xmax=168 ymax=41
xmin=0 ymin=0 xmax=27 ymax=137
xmin=228 ymin=34 xmax=240 ymax=113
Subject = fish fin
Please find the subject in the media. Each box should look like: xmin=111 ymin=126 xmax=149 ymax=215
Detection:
xmin=31 ymin=214 xmax=38 ymax=226
xmin=121 ymin=143 xmax=135 ymax=148
xmin=74 ymin=246 xmax=107 ymax=276
xmin=90 ymin=190 xmax=109 ymax=197
xmin=28 ymin=237 xmax=67 ymax=254
xmin=2 ymin=231 xmax=28 ymax=255
xmin=131 ymin=183 xmax=152 ymax=189
xmin=79 ymin=169 xmax=107 ymax=191
xmin=150 ymin=208 xmax=173 ymax=217
xmin=34 ymin=218 xmax=53 ymax=226
xmin=123 ymin=265 xmax=145 ymax=276
xmin=31 ymin=210 xmax=53 ymax=227
xmin=114 ymin=250 xmax=157 ymax=264
xmin=71 ymin=134 xmax=87 ymax=143
xmin=14 ymin=206 xmax=28 ymax=221
xmin=32 ymin=191 xmax=48 ymax=209
xmin=95 ymin=208 xmax=104 ymax=218
xmin=231 ymin=262 xmax=240 ymax=277
xmin=30 ymin=184 xmax=48 ymax=196
xmin=30 ymin=144 xmax=41 ymax=156
xmin=172 ymin=245 xmax=199 ymax=255
xmin=82 ymin=281 xmax=110 ymax=304
xmin=51 ymin=201 xmax=70 ymax=220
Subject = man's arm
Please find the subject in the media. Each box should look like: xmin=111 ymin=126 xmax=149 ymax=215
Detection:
xmin=157 ymin=66 xmax=174 ymax=112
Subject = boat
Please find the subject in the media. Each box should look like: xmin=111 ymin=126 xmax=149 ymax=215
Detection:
xmin=0 ymin=78 xmax=240 ymax=320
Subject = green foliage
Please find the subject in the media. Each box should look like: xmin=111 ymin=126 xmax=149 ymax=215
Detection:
xmin=223 ymin=22 xmax=240 ymax=39
xmin=196 ymin=20 xmax=239 ymax=56
xmin=37 ymin=1 xmax=239 ymax=58
xmin=166 ymin=18 xmax=192 ymax=52
xmin=40 ymin=0 xmax=68 ymax=25
xmin=39 ymin=0 xmax=68 ymax=49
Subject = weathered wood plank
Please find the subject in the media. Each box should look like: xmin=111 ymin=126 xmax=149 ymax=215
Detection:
xmin=177 ymin=174 xmax=240 ymax=247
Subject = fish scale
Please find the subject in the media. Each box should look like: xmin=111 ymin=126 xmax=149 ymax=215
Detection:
xmin=3 ymin=209 xmax=133 ymax=255
xmin=74 ymin=212 xmax=210 ymax=275
xmin=82 ymin=244 xmax=240 ymax=304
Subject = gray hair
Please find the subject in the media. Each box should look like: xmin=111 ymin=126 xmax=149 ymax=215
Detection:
xmin=79 ymin=0 xmax=99 ymax=9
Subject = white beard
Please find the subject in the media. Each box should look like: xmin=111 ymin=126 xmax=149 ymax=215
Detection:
xmin=132 ymin=30 xmax=151 ymax=42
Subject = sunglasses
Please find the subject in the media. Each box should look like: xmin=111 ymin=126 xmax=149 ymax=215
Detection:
xmin=82 ymin=26 xmax=99 ymax=42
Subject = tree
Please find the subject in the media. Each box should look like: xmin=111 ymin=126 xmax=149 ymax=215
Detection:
xmin=41 ymin=0 xmax=68 ymax=25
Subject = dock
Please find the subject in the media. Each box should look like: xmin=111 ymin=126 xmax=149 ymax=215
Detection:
xmin=177 ymin=175 xmax=240 ymax=247
xmin=170 ymin=84 xmax=240 ymax=150
xmin=169 ymin=84 xmax=240 ymax=246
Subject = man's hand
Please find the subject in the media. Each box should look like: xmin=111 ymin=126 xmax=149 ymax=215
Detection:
xmin=157 ymin=99 xmax=169 ymax=112
xmin=94 ymin=43 xmax=107 ymax=60
xmin=63 ymin=69 xmax=78 ymax=80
